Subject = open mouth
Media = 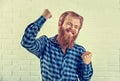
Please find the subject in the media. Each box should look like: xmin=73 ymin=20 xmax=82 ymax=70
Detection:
xmin=66 ymin=29 xmax=74 ymax=35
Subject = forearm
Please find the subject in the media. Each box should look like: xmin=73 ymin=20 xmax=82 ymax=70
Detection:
xmin=21 ymin=16 xmax=46 ymax=48
xmin=78 ymin=62 xmax=93 ymax=81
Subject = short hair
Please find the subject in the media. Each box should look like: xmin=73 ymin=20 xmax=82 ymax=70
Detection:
xmin=59 ymin=11 xmax=84 ymax=29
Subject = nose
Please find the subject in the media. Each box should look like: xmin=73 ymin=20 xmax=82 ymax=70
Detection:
xmin=70 ymin=25 xmax=74 ymax=30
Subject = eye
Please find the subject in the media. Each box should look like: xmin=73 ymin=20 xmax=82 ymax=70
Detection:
xmin=67 ymin=22 xmax=72 ymax=26
xmin=74 ymin=25 xmax=79 ymax=29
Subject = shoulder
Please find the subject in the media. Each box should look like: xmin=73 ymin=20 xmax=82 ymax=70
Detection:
xmin=37 ymin=35 xmax=57 ymax=44
xmin=74 ymin=43 xmax=86 ymax=54
xmin=39 ymin=35 xmax=48 ymax=39
xmin=37 ymin=35 xmax=49 ymax=42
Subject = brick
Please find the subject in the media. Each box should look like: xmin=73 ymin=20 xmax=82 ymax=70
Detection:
xmin=30 ymin=64 xmax=40 ymax=71
xmin=94 ymin=71 xmax=120 ymax=77
xmin=12 ymin=59 xmax=30 ymax=65
xmin=0 ymin=76 xmax=2 ymax=81
xmin=21 ymin=76 xmax=40 ymax=81
xmin=11 ymin=63 xmax=21 ymax=71
xmin=2 ymin=76 xmax=20 ymax=81
xmin=92 ymin=76 xmax=120 ymax=81
xmin=0 ymin=65 xmax=3 ymax=72
xmin=13 ymin=71 xmax=30 ymax=77
xmin=1 ymin=60 xmax=12 ymax=65
xmin=30 ymin=71 xmax=40 ymax=76
xmin=20 ymin=65 xmax=31 ymax=72
xmin=2 ymin=70 xmax=12 ymax=77
xmin=94 ymin=65 xmax=119 ymax=72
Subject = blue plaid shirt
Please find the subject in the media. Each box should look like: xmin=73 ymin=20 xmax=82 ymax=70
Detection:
xmin=21 ymin=16 xmax=93 ymax=81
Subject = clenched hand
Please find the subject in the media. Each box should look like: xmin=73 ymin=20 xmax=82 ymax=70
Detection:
xmin=42 ymin=9 xmax=52 ymax=19
xmin=81 ymin=51 xmax=92 ymax=65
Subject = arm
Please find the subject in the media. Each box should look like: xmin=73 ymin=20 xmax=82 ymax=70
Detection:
xmin=78 ymin=50 xmax=93 ymax=81
xmin=21 ymin=9 xmax=52 ymax=58
xmin=78 ymin=62 xmax=93 ymax=81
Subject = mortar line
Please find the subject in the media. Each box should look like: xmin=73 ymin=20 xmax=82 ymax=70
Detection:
xmin=119 ymin=48 xmax=120 ymax=72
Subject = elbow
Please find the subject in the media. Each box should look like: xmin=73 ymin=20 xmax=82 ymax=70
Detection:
xmin=20 ymin=36 xmax=29 ymax=48
xmin=20 ymin=40 xmax=26 ymax=48
xmin=20 ymin=38 xmax=28 ymax=48
xmin=20 ymin=39 xmax=33 ymax=49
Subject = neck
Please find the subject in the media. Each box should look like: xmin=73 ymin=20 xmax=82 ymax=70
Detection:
xmin=57 ymin=35 xmax=67 ymax=54
xmin=57 ymin=35 xmax=66 ymax=48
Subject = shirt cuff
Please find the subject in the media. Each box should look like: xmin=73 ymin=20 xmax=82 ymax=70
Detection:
xmin=34 ymin=16 xmax=46 ymax=27
xmin=84 ymin=62 xmax=93 ymax=71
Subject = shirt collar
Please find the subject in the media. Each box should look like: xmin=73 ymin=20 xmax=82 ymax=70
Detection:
xmin=50 ymin=35 xmax=59 ymax=44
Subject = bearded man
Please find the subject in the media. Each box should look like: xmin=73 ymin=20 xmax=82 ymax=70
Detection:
xmin=21 ymin=9 xmax=93 ymax=81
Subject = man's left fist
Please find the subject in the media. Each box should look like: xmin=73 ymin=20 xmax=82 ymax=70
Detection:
xmin=81 ymin=51 xmax=92 ymax=65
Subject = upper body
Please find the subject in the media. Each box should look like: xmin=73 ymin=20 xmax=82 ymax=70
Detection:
xmin=21 ymin=9 xmax=93 ymax=81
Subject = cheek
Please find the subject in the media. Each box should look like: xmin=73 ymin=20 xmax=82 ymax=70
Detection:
xmin=74 ymin=30 xmax=79 ymax=35
xmin=61 ymin=26 xmax=67 ymax=31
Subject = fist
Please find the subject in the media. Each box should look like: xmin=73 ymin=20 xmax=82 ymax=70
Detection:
xmin=42 ymin=9 xmax=52 ymax=19
xmin=81 ymin=51 xmax=92 ymax=65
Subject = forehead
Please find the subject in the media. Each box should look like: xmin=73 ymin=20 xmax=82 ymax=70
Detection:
xmin=64 ymin=15 xmax=81 ymax=25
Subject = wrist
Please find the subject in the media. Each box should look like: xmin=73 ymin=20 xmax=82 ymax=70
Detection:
xmin=42 ymin=15 xmax=48 ymax=20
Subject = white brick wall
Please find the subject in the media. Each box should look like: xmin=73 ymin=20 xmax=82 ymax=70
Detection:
xmin=0 ymin=0 xmax=120 ymax=81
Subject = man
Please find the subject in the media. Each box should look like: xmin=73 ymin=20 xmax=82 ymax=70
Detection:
xmin=21 ymin=9 xmax=93 ymax=81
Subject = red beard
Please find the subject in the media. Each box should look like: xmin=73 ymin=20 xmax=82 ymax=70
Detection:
xmin=58 ymin=27 xmax=78 ymax=48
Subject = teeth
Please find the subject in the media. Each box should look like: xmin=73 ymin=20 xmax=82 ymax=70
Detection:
xmin=70 ymin=31 xmax=74 ymax=34
xmin=69 ymin=31 xmax=74 ymax=35
xmin=66 ymin=29 xmax=74 ymax=35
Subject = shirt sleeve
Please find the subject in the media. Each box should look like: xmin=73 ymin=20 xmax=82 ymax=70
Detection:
xmin=77 ymin=47 xmax=93 ymax=81
xmin=20 ymin=16 xmax=47 ymax=58
xmin=78 ymin=62 xmax=93 ymax=81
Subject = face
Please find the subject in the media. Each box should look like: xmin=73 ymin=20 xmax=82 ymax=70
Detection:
xmin=58 ymin=15 xmax=81 ymax=48
xmin=60 ymin=15 xmax=81 ymax=38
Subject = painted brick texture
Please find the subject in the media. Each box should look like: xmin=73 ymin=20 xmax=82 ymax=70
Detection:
xmin=0 ymin=0 xmax=120 ymax=81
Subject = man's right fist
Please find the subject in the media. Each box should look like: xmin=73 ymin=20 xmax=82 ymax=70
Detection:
xmin=42 ymin=9 xmax=52 ymax=19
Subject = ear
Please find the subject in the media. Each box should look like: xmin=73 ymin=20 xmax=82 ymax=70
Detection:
xmin=58 ymin=21 xmax=61 ymax=28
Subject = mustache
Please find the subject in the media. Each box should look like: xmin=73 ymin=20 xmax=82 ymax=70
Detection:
xmin=65 ymin=28 xmax=75 ymax=35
